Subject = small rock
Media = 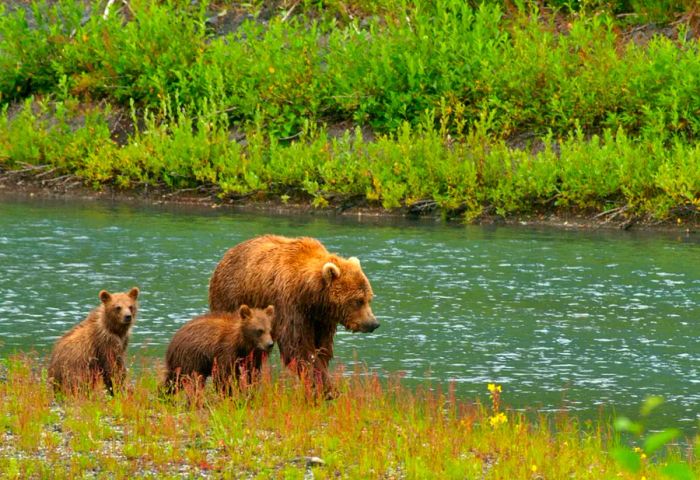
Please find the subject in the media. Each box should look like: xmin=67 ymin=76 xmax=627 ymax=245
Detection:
xmin=305 ymin=456 xmax=325 ymax=467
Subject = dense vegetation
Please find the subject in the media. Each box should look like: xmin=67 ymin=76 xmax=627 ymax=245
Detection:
xmin=1 ymin=354 xmax=698 ymax=478
xmin=1 ymin=0 xmax=699 ymax=221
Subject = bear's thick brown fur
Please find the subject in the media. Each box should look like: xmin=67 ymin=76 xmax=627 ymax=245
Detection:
xmin=208 ymin=235 xmax=378 ymax=393
xmin=163 ymin=305 xmax=275 ymax=394
xmin=48 ymin=287 xmax=139 ymax=395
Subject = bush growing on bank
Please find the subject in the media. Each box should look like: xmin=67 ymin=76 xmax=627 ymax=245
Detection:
xmin=1 ymin=96 xmax=699 ymax=220
xmin=1 ymin=0 xmax=699 ymax=221
xmin=2 ymin=0 xmax=700 ymax=138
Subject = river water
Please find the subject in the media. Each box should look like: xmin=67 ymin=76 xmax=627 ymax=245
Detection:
xmin=0 ymin=196 xmax=698 ymax=431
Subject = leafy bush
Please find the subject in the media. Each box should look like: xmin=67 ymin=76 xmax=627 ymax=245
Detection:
xmin=3 ymin=96 xmax=698 ymax=221
xmin=1 ymin=0 xmax=699 ymax=221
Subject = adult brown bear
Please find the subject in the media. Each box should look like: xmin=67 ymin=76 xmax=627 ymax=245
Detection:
xmin=208 ymin=235 xmax=378 ymax=395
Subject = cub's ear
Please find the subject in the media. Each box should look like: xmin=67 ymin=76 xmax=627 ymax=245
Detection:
xmin=239 ymin=304 xmax=252 ymax=320
xmin=322 ymin=262 xmax=341 ymax=285
xmin=99 ymin=290 xmax=112 ymax=304
xmin=348 ymin=256 xmax=361 ymax=266
xmin=128 ymin=287 xmax=140 ymax=299
xmin=264 ymin=305 xmax=275 ymax=317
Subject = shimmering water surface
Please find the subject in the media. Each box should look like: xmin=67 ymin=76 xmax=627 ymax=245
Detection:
xmin=1 ymin=197 xmax=698 ymax=430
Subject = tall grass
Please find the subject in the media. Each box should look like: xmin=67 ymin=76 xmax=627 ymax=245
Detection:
xmin=1 ymin=354 xmax=697 ymax=478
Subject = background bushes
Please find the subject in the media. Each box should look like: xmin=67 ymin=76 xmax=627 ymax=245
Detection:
xmin=1 ymin=0 xmax=699 ymax=220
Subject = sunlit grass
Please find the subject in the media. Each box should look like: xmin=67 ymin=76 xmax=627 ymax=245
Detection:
xmin=0 ymin=354 xmax=697 ymax=478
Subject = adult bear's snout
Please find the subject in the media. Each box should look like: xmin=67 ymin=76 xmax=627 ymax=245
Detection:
xmin=363 ymin=317 xmax=380 ymax=333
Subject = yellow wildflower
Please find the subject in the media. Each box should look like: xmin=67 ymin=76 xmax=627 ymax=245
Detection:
xmin=531 ymin=465 xmax=537 ymax=472
xmin=487 ymin=383 xmax=502 ymax=393
xmin=488 ymin=412 xmax=507 ymax=427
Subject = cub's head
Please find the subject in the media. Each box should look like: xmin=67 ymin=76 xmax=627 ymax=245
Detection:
xmin=100 ymin=287 xmax=139 ymax=333
xmin=240 ymin=304 xmax=275 ymax=352
xmin=322 ymin=256 xmax=378 ymax=333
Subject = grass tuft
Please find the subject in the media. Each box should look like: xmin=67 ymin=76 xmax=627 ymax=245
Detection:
xmin=0 ymin=354 xmax=697 ymax=478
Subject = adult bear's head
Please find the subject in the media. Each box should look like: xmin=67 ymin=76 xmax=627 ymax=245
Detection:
xmin=322 ymin=256 xmax=379 ymax=333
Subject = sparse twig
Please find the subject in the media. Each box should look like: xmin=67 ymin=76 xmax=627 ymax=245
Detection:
xmin=593 ymin=205 xmax=626 ymax=219
xmin=279 ymin=131 xmax=303 ymax=141
xmin=103 ymin=0 xmax=116 ymax=19
xmin=407 ymin=199 xmax=438 ymax=215
xmin=281 ymin=0 xmax=301 ymax=22
xmin=594 ymin=205 xmax=629 ymax=224
xmin=43 ymin=174 xmax=76 ymax=185
xmin=2 ymin=164 xmax=51 ymax=176
xmin=34 ymin=167 xmax=59 ymax=179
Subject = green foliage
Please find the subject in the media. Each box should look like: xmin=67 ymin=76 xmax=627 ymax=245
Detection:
xmin=0 ymin=97 xmax=113 ymax=171
xmin=2 ymin=96 xmax=700 ymax=221
xmin=1 ymin=0 xmax=700 ymax=221
xmin=612 ymin=446 xmax=642 ymax=473
xmin=0 ymin=0 xmax=84 ymax=102
xmin=613 ymin=396 xmax=697 ymax=480
xmin=2 ymin=0 xmax=700 ymax=136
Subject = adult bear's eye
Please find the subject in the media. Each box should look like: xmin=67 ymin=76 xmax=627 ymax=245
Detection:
xmin=354 ymin=299 xmax=364 ymax=308
xmin=115 ymin=306 xmax=122 ymax=312
xmin=256 ymin=329 xmax=264 ymax=336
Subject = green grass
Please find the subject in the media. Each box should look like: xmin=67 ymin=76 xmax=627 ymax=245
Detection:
xmin=0 ymin=0 xmax=699 ymax=222
xmin=0 ymin=354 xmax=697 ymax=479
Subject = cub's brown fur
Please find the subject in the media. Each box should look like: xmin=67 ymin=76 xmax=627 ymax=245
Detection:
xmin=208 ymin=235 xmax=378 ymax=394
xmin=48 ymin=287 xmax=139 ymax=395
xmin=163 ymin=305 xmax=275 ymax=394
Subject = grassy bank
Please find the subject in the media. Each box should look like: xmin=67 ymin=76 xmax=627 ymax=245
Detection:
xmin=1 ymin=0 xmax=699 ymax=222
xmin=1 ymin=354 xmax=698 ymax=479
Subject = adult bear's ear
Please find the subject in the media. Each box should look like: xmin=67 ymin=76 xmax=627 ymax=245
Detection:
xmin=128 ymin=287 xmax=140 ymax=299
xmin=264 ymin=305 xmax=275 ymax=317
xmin=348 ymin=256 xmax=361 ymax=267
xmin=99 ymin=290 xmax=112 ymax=304
xmin=239 ymin=304 xmax=252 ymax=320
xmin=322 ymin=262 xmax=341 ymax=285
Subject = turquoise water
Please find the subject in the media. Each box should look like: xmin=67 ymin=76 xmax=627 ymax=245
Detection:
xmin=0 ymin=196 xmax=698 ymax=431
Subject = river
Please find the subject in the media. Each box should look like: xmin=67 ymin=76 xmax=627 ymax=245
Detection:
xmin=0 ymin=196 xmax=698 ymax=432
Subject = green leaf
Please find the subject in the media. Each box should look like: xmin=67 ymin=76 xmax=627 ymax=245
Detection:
xmin=611 ymin=446 xmax=641 ymax=473
xmin=644 ymin=428 xmax=681 ymax=454
xmin=660 ymin=462 xmax=695 ymax=480
xmin=640 ymin=396 xmax=665 ymax=417
xmin=614 ymin=417 xmax=643 ymax=435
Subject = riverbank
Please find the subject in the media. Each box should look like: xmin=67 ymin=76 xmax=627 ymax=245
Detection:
xmin=1 ymin=354 xmax=697 ymax=479
xmin=1 ymin=164 xmax=697 ymax=233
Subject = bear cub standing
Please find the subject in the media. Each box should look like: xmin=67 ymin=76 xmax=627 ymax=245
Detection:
xmin=48 ymin=287 xmax=139 ymax=395
xmin=163 ymin=305 xmax=275 ymax=394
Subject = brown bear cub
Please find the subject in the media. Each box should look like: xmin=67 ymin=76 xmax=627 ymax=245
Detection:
xmin=209 ymin=235 xmax=378 ymax=396
xmin=48 ymin=287 xmax=139 ymax=395
xmin=163 ymin=305 xmax=275 ymax=395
